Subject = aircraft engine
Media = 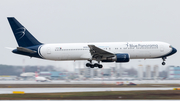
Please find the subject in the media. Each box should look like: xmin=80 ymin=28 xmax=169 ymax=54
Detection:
xmin=101 ymin=53 xmax=130 ymax=62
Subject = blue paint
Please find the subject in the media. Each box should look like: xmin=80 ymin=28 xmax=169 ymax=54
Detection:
xmin=8 ymin=17 xmax=43 ymax=59
xmin=7 ymin=17 xmax=42 ymax=47
xmin=12 ymin=45 xmax=43 ymax=59
xmin=156 ymin=47 xmax=177 ymax=58
xmin=116 ymin=53 xmax=130 ymax=62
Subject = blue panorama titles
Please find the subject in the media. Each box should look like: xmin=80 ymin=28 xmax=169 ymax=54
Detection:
xmin=128 ymin=44 xmax=158 ymax=49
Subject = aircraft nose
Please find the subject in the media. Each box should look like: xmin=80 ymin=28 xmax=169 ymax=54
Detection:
xmin=172 ymin=47 xmax=177 ymax=54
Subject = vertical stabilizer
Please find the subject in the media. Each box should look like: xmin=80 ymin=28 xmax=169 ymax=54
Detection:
xmin=7 ymin=17 xmax=42 ymax=47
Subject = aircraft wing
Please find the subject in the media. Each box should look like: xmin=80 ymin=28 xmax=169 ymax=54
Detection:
xmin=88 ymin=45 xmax=115 ymax=61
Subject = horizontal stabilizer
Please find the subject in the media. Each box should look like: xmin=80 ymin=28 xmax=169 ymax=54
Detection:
xmin=17 ymin=47 xmax=37 ymax=54
xmin=5 ymin=47 xmax=14 ymax=50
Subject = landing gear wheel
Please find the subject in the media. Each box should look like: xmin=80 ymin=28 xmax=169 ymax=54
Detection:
xmin=162 ymin=57 xmax=166 ymax=65
xmin=90 ymin=65 xmax=94 ymax=68
xmin=93 ymin=63 xmax=103 ymax=68
xmin=86 ymin=61 xmax=103 ymax=68
xmin=94 ymin=63 xmax=99 ymax=67
xmin=86 ymin=63 xmax=90 ymax=67
xmin=86 ymin=63 xmax=94 ymax=68
xmin=162 ymin=62 xmax=166 ymax=65
xmin=98 ymin=64 xmax=103 ymax=68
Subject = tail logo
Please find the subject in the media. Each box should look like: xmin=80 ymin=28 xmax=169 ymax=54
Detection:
xmin=15 ymin=27 xmax=26 ymax=40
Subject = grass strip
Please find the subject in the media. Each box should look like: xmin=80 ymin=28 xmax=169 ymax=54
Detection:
xmin=0 ymin=90 xmax=180 ymax=100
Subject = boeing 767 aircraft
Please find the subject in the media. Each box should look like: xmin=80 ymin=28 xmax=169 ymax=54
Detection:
xmin=7 ymin=17 xmax=177 ymax=68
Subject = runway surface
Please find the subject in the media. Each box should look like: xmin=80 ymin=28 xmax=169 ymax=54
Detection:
xmin=0 ymin=87 xmax=174 ymax=94
xmin=0 ymin=80 xmax=179 ymax=84
xmin=0 ymin=100 xmax=178 ymax=101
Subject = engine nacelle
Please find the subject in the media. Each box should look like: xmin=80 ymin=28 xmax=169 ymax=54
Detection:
xmin=115 ymin=53 xmax=130 ymax=62
xmin=102 ymin=53 xmax=130 ymax=62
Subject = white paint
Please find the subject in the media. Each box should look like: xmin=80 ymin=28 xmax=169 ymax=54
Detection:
xmin=39 ymin=41 xmax=172 ymax=61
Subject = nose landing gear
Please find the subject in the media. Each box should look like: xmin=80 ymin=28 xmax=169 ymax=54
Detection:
xmin=162 ymin=57 xmax=166 ymax=65
xmin=162 ymin=62 xmax=165 ymax=65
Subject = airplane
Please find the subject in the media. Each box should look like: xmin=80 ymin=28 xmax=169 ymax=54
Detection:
xmin=7 ymin=17 xmax=177 ymax=68
xmin=35 ymin=72 xmax=51 ymax=82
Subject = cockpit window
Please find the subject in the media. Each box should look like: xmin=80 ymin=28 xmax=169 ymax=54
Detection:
xmin=169 ymin=45 xmax=172 ymax=48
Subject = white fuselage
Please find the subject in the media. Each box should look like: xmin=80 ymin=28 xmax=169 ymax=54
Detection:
xmin=39 ymin=41 xmax=172 ymax=61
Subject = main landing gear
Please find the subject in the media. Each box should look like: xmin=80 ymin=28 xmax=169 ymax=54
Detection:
xmin=86 ymin=61 xmax=103 ymax=68
xmin=162 ymin=57 xmax=166 ymax=65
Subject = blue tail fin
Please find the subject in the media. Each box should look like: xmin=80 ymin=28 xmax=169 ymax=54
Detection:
xmin=7 ymin=17 xmax=42 ymax=47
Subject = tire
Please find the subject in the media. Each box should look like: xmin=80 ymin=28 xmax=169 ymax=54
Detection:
xmin=90 ymin=65 xmax=94 ymax=68
xmin=86 ymin=63 xmax=90 ymax=67
xmin=94 ymin=63 xmax=99 ymax=67
xmin=162 ymin=62 xmax=166 ymax=65
xmin=98 ymin=64 xmax=103 ymax=68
